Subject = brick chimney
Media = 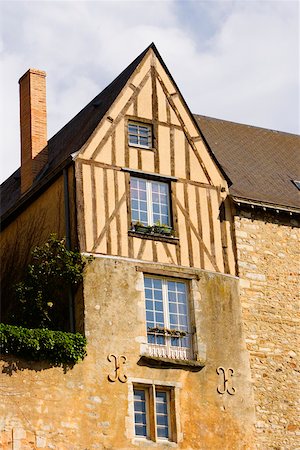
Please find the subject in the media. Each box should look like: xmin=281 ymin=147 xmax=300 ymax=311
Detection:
xmin=19 ymin=69 xmax=48 ymax=194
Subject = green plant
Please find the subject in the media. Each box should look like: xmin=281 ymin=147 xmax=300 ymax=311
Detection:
xmin=132 ymin=221 xmax=174 ymax=237
xmin=147 ymin=326 xmax=187 ymax=337
xmin=11 ymin=235 xmax=90 ymax=330
xmin=0 ymin=323 xmax=87 ymax=364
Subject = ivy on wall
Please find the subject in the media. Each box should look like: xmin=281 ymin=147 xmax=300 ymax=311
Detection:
xmin=1 ymin=235 xmax=91 ymax=365
xmin=11 ymin=234 xmax=90 ymax=330
xmin=0 ymin=324 xmax=87 ymax=364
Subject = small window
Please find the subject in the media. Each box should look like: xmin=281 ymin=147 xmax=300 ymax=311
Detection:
xmin=144 ymin=276 xmax=193 ymax=360
xmin=133 ymin=385 xmax=174 ymax=442
xmin=131 ymin=177 xmax=171 ymax=227
xmin=128 ymin=122 xmax=152 ymax=148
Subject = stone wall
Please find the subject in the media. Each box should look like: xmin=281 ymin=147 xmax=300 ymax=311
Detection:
xmin=235 ymin=207 xmax=300 ymax=449
xmin=1 ymin=256 xmax=255 ymax=449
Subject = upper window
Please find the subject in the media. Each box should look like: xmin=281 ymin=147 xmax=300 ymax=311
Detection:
xmin=128 ymin=122 xmax=152 ymax=148
xmin=131 ymin=177 xmax=170 ymax=227
xmin=144 ymin=276 xmax=193 ymax=360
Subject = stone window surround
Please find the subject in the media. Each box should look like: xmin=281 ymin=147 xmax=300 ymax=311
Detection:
xmin=127 ymin=377 xmax=182 ymax=446
xmin=136 ymin=267 xmax=207 ymax=366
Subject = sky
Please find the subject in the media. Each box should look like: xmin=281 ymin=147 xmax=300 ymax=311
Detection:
xmin=0 ymin=0 xmax=299 ymax=184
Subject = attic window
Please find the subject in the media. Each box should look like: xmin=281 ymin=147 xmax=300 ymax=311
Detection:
xmin=128 ymin=122 xmax=152 ymax=149
xmin=292 ymin=180 xmax=300 ymax=191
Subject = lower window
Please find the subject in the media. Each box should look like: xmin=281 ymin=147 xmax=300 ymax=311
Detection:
xmin=133 ymin=385 xmax=176 ymax=442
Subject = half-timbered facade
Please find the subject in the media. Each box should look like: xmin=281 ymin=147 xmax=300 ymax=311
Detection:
xmin=1 ymin=44 xmax=299 ymax=449
xmin=75 ymin=47 xmax=235 ymax=275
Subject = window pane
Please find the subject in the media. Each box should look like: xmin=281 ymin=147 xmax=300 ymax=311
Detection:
xmin=134 ymin=389 xmax=147 ymax=437
xmin=167 ymin=281 xmax=189 ymax=338
xmin=153 ymin=279 xmax=162 ymax=290
xmin=156 ymin=335 xmax=165 ymax=345
xmin=140 ymin=137 xmax=148 ymax=146
xmin=155 ymin=301 xmax=163 ymax=312
xmin=146 ymin=300 xmax=153 ymax=310
xmin=131 ymin=178 xmax=148 ymax=225
xmin=153 ymin=289 xmax=163 ymax=301
xmin=135 ymin=413 xmax=146 ymax=424
xmin=135 ymin=425 xmax=147 ymax=437
xmin=144 ymin=278 xmax=152 ymax=288
xmin=155 ymin=391 xmax=169 ymax=439
xmin=146 ymin=311 xmax=154 ymax=322
xmin=150 ymin=181 xmax=170 ymax=226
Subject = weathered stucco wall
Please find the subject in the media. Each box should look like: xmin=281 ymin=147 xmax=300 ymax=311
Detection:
xmin=235 ymin=208 xmax=300 ymax=449
xmin=1 ymin=256 xmax=255 ymax=449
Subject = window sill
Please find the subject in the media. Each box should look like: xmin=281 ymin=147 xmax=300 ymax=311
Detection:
xmin=129 ymin=144 xmax=155 ymax=151
xmin=132 ymin=438 xmax=177 ymax=447
xmin=138 ymin=355 xmax=205 ymax=371
xmin=128 ymin=231 xmax=179 ymax=244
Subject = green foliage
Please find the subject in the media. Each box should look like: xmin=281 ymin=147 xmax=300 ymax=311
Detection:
xmin=12 ymin=235 xmax=90 ymax=330
xmin=0 ymin=323 xmax=87 ymax=364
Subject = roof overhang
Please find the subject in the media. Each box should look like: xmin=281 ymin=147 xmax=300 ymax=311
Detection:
xmin=232 ymin=196 xmax=300 ymax=215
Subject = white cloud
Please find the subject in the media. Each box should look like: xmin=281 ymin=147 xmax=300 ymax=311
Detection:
xmin=0 ymin=0 xmax=298 ymax=183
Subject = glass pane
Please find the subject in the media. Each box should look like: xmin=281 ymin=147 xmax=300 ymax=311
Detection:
xmin=167 ymin=281 xmax=190 ymax=342
xmin=155 ymin=301 xmax=163 ymax=312
xmin=156 ymin=402 xmax=167 ymax=414
xmin=135 ymin=425 xmax=147 ymax=437
xmin=129 ymin=135 xmax=138 ymax=144
xmin=157 ymin=427 xmax=169 ymax=438
xmin=169 ymin=314 xmax=178 ymax=327
xmin=156 ymin=335 xmax=165 ymax=345
xmin=153 ymin=289 xmax=163 ymax=301
xmin=134 ymin=389 xmax=147 ymax=437
xmin=153 ymin=279 xmax=162 ymax=289
xmin=145 ymin=288 xmax=153 ymax=299
xmin=171 ymin=337 xmax=180 ymax=347
xmin=169 ymin=303 xmax=177 ymax=313
xmin=139 ymin=126 xmax=149 ymax=134
xmin=150 ymin=181 xmax=170 ymax=226
xmin=155 ymin=391 xmax=168 ymax=439
xmin=147 ymin=334 xmax=155 ymax=344
xmin=146 ymin=300 xmax=153 ymax=310
xmin=140 ymin=137 xmax=148 ymax=146
xmin=168 ymin=281 xmax=176 ymax=292
xmin=134 ymin=390 xmax=145 ymax=401
xmin=135 ymin=413 xmax=146 ymax=424
xmin=146 ymin=311 xmax=154 ymax=322
xmin=155 ymin=312 xmax=164 ymax=324
xmin=128 ymin=124 xmax=138 ymax=133
xmin=157 ymin=415 xmax=168 ymax=426
xmin=134 ymin=401 xmax=146 ymax=412
xmin=178 ymin=303 xmax=187 ymax=314
xmin=144 ymin=278 xmax=152 ymax=288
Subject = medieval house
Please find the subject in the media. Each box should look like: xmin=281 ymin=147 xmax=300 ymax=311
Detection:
xmin=0 ymin=44 xmax=299 ymax=449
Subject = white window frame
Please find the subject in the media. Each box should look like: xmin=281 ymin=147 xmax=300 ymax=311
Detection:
xmin=131 ymin=177 xmax=171 ymax=227
xmin=128 ymin=121 xmax=152 ymax=149
xmin=144 ymin=276 xmax=193 ymax=361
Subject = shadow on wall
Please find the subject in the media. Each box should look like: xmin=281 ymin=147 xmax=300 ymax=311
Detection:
xmin=1 ymin=355 xmax=75 ymax=376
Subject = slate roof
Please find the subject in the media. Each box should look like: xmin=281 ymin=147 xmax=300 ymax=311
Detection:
xmin=195 ymin=115 xmax=300 ymax=210
xmin=0 ymin=44 xmax=153 ymax=219
xmin=1 ymin=45 xmax=300 ymax=222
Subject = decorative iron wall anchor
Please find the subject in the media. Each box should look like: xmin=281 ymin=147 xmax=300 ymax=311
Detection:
xmin=107 ymin=354 xmax=127 ymax=383
xmin=216 ymin=366 xmax=236 ymax=395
